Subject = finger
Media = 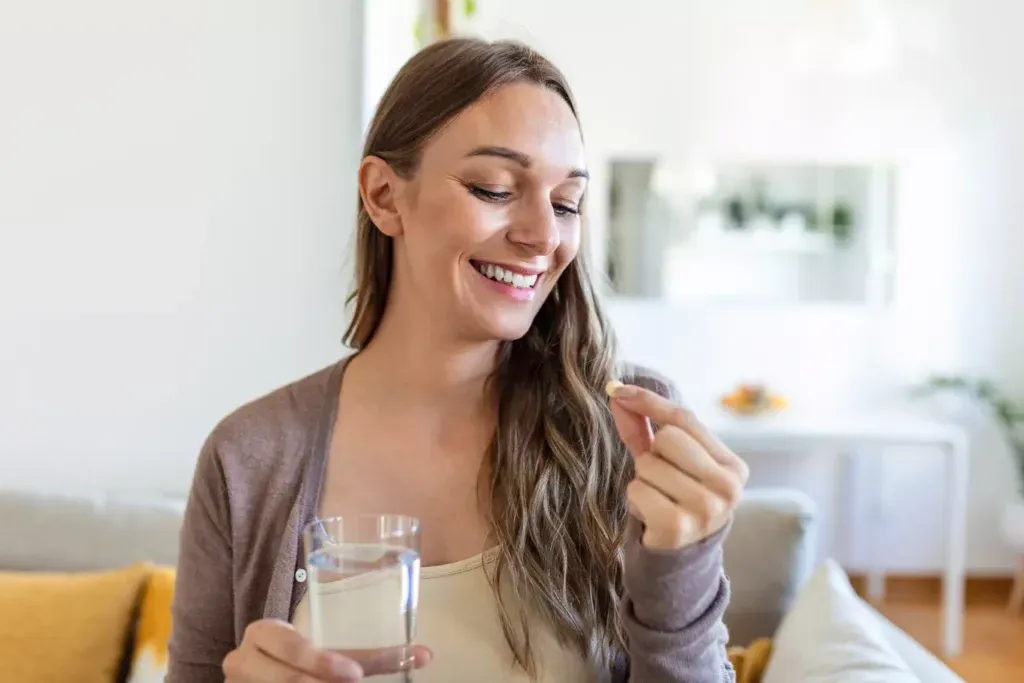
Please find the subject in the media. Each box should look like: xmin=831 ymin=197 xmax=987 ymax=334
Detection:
xmin=652 ymin=426 xmax=741 ymax=503
xmin=224 ymin=646 xmax=359 ymax=683
xmin=339 ymin=645 xmax=433 ymax=676
xmin=626 ymin=478 xmax=696 ymax=549
xmin=607 ymin=381 xmax=688 ymax=429
xmin=634 ymin=452 xmax=727 ymax=527
xmin=244 ymin=620 xmax=363 ymax=681
xmin=674 ymin=411 xmax=749 ymax=476
xmin=608 ymin=382 xmax=746 ymax=472
xmin=609 ymin=395 xmax=654 ymax=459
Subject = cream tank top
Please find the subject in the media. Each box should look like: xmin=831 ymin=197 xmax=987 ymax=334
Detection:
xmin=292 ymin=549 xmax=612 ymax=683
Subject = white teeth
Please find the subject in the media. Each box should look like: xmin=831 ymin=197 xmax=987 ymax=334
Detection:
xmin=475 ymin=262 xmax=540 ymax=289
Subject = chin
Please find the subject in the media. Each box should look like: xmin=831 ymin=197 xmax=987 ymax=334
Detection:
xmin=479 ymin=315 xmax=537 ymax=342
xmin=459 ymin=267 xmax=553 ymax=342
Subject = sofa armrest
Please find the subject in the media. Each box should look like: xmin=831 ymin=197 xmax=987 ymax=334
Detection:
xmin=722 ymin=487 xmax=817 ymax=646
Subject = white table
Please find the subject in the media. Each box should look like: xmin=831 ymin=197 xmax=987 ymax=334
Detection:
xmin=705 ymin=411 xmax=970 ymax=658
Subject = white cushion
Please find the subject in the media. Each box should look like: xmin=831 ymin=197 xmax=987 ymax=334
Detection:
xmin=762 ymin=559 xmax=921 ymax=683
xmin=868 ymin=604 xmax=965 ymax=682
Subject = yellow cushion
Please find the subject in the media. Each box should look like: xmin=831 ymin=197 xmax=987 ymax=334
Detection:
xmin=728 ymin=638 xmax=774 ymax=683
xmin=0 ymin=562 xmax=149 ymax=683
xmin=127 ymin=566 xmax=175 ymax=683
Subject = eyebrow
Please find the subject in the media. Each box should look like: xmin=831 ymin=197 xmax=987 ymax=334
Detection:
xmin=465 ymin=145 xmax=589 ymax=180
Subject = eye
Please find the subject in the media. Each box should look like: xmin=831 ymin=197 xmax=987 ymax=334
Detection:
xmin=468 ymin=185 xmax=511 ymax=203
xmin=553 ymin=203 xmax=580 ymax=217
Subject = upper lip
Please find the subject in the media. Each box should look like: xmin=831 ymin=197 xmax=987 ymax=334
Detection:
xmin=471 ymin=260 xmax=546 ymax=276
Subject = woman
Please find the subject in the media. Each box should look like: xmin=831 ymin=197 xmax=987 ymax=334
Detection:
xmin=167 ymin=37 xmax=747 ymax=683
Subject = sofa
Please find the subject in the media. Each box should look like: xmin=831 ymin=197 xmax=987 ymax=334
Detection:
xmin=0 ymin=487 xmax=963 ymax=682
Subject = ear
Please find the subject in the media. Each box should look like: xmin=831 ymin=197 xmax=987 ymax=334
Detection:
xmin=359 ymin=156 xmax=405 ymax=237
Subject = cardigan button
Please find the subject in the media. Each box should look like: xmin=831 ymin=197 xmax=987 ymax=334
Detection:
xmin=295 ymin=568 xmax=307 ymax=583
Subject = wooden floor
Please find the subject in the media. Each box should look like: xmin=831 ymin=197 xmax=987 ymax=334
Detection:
xmin=858 ymin=578 xmax=1024 ymax=681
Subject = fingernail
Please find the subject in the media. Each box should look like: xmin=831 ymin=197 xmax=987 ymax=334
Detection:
xmin=606 ymin=380 xmax=637 ymax=398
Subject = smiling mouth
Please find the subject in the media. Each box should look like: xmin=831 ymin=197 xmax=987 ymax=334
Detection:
xmin=470 ymin=260 xmax=542 ymax=290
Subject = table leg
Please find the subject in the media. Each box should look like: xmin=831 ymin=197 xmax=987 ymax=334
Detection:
xmin=866 ymin=571 xmax=886 ymax=603
xmin=866 ymin=448 xmax=886 ymax=603
xmin=943 ymin=438 xmax=969 ymax=658
xmin=1009 ymin=557 xmax=1024 ymax=614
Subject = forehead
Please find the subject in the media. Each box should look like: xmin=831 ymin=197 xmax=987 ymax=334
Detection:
xmin=423 ymin=82 xmax=586 ymax=172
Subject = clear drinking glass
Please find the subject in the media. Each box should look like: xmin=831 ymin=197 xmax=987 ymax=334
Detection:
xmin=303 ymin=515 xmax=422 ymax=680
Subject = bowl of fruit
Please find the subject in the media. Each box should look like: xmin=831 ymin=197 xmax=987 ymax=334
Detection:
xmin=720 ymin=383 xmax=788 ymax=417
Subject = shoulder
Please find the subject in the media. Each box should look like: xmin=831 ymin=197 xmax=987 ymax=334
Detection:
xmin=617 ymin=361 xmax=683 ymax=404
xmin=202 ymin=357 xmax=347 ymax=477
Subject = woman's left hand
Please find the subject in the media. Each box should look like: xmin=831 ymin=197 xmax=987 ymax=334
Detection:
xmin=607 ymin=381 xmax=750 ymax=550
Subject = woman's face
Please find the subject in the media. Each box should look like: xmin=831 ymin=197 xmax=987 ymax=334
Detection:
xmin=368 ymin=82 xmax=587 ymax=342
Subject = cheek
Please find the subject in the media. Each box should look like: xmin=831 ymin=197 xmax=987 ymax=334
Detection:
xmin=411 ymin=188 xmax=502 ymax=253
xmin=544 ymin=226 xmax=581 ymax=285
xmin=557 ymin=222 xmax=582 ymax=263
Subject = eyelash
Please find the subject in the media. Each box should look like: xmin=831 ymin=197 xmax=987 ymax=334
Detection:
xmin=468 ymin=185 xmax=580 ymax=217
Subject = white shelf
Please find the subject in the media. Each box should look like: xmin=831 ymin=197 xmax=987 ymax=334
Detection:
xmin=686 ymin=228 xmax=838 ymax=255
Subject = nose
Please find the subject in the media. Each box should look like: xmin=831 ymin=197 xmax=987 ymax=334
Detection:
xmin=507 ymin=195 xmax=560 ymax=256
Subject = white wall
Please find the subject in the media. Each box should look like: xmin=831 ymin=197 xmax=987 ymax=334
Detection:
xmin=362 ymin=0 xmax=421 ymax=132
xmin=0 ymin=0 xmax=365 ymax=494
xmin=468 ymin=0 xmax=1024 ymax=572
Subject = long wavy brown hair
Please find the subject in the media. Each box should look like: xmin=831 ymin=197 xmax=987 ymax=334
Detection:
xmin=343 ymin=37 xmax=631 ymax=675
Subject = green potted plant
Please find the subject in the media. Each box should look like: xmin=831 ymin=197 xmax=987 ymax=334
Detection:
xmin=830 ymin=201 xmax=854 ymax=244
xmin=725 ymin=196 xmax=747 ymax=229
xmin=414 ymin=0 xmax=480 ymax=46
xmin=912 ymin=375 xmax=1024 ymax=551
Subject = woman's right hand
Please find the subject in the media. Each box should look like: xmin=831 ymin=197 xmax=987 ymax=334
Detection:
xmin=223 ymin=619 xmax=432 ymax=682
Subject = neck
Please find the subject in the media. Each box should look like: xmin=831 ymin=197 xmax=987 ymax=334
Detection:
xmin=351 ymin=302 xmax=500 ymax=408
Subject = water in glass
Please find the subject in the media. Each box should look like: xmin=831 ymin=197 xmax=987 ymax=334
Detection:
xmin=304 ymin=516 xmax=421 ymax=681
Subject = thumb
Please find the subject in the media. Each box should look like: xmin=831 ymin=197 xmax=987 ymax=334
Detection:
xmin=608 ymin=382 xmax=654 ymax=458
